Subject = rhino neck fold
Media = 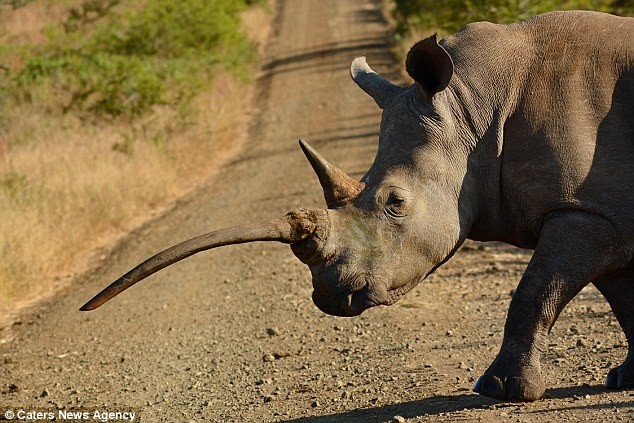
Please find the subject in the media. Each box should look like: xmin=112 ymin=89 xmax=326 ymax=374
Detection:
xmin=442 ymin=80 xmax=515 ymax=244
xmin=439 ymin=24 xmax=533 ymax=243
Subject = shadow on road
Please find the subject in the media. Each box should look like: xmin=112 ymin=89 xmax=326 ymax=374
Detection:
xmin=281 ymin=394 xmax=497 ymax=423
xmin=282 ymin=384 xmax=627 ymax=422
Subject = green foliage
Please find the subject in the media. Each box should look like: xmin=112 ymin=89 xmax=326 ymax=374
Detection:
xmin=7 ymin=0 xmax=256 ymax=119
xmin=117 ymin=0 xmax=247 ymax=58
xmin=0 ymin=0 xmax=35 ymax=9
xmin=393 ymin=0 xmax=633 ymax=36
xmin=63 ymin=0 xmax=121 ymax=33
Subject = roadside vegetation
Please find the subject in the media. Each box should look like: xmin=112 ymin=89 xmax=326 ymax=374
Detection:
xmin=0 ymin=0 xmax=269 ymax=312
xmin=391 ymin=0 xmax=633 ymax=39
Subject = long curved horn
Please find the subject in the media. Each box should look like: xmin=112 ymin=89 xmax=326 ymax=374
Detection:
xmin=350 ymin=56 xmax=402 ymax=109
xmin=299 ymin=140 xmax=364 ymax=208
xmin=80 ymin=210 xmax=326 ymax=311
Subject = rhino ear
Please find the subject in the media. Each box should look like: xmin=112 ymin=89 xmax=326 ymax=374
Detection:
xmin=406 ymin=34 xmax=454 ymax=101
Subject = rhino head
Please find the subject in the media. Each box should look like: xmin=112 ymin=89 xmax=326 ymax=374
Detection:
xmin=81 ymin=35 xmax=473 ymax=316
xmin=297 ymin=36 xmax=476 ymax=316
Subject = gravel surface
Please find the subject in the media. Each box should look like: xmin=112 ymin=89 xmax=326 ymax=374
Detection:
xmin=2 ymin=1 xmax=634 ymax=422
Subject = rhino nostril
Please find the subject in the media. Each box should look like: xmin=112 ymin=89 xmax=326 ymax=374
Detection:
xmin=287 ymin=208 xmax=330 ymax=264
xmin=291 ymin=238 xmax=323 ymax=264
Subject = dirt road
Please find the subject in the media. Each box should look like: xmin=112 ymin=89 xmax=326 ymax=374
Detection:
xmin=2 ymin=0 xmax=634 ymax=421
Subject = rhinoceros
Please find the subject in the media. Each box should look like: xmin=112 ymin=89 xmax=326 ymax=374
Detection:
xmin=81 ymin=10 xmax=633 ymax=402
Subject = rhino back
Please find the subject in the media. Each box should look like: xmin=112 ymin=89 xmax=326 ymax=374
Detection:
xmin=444 ymin=12 xmax=634 ymax=247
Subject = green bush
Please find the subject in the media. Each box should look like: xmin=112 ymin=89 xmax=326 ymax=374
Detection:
xmin=0 ymin=0 xmax=35 ymax=8
xmin=10 ymin=0 xmax=256 ymax=118
xmin=393 ymin=0 xmax=633 ymax=36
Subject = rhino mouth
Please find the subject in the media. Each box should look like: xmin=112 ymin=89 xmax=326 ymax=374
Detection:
xmin=311 ymin=273 xmax=390 ymax=317
xmin=312 ymin=287 xmax=378 ymax=317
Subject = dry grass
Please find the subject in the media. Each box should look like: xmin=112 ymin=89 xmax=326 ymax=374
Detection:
xmin=0 ymin=74 xmax=252 ymax=313
xmin=0 ymin=1 xmax=72 ymax=44
xmin=0 ymin=2 xmax=271 ymax=317
xmin=0 ymin=0 xmax=271 ymax=321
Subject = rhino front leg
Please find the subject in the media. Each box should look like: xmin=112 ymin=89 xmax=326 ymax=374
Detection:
xmin=593 ymin=270 xmax=634 ymax=389
xmin=474 ymin=211 xmax=630 ymax=402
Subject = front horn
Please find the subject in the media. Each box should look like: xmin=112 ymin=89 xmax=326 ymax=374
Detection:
xmin=299 ymin=140 xmax=364 ymax=208
xmin=80 ymin=209 xmax=328 ymax=311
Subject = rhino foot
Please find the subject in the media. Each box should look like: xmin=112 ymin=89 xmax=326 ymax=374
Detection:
xmin=606 ymin=362 xmax=634 ymax=389
xmin=473 ymin=369 xmax=545 ymax=402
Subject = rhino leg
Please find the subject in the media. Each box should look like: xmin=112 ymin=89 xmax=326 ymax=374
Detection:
xmin=593 ymin=271 xmax=634 ymax=389
xmin=474 ymin=211 xmax=629 ymax=402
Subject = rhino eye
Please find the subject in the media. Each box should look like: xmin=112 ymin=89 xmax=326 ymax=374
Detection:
xmin=387 ymin=193 xmax=404 ymax=207
xmin=385 ymin=192 xmax=406 ymax=217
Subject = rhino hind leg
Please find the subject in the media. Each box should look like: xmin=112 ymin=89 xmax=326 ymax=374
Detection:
xmin=474 ymin=211 xmax=630 ymax=402
xmin=593 ymin=271 xmax=634 ymax=389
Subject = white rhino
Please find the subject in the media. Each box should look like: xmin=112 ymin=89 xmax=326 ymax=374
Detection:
xmin=82 ymin=11 xmax=633 ymax=402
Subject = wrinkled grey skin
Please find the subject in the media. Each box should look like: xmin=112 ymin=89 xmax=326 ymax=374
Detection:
xmin=297 ymin=11 xmax=634 ymax=401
